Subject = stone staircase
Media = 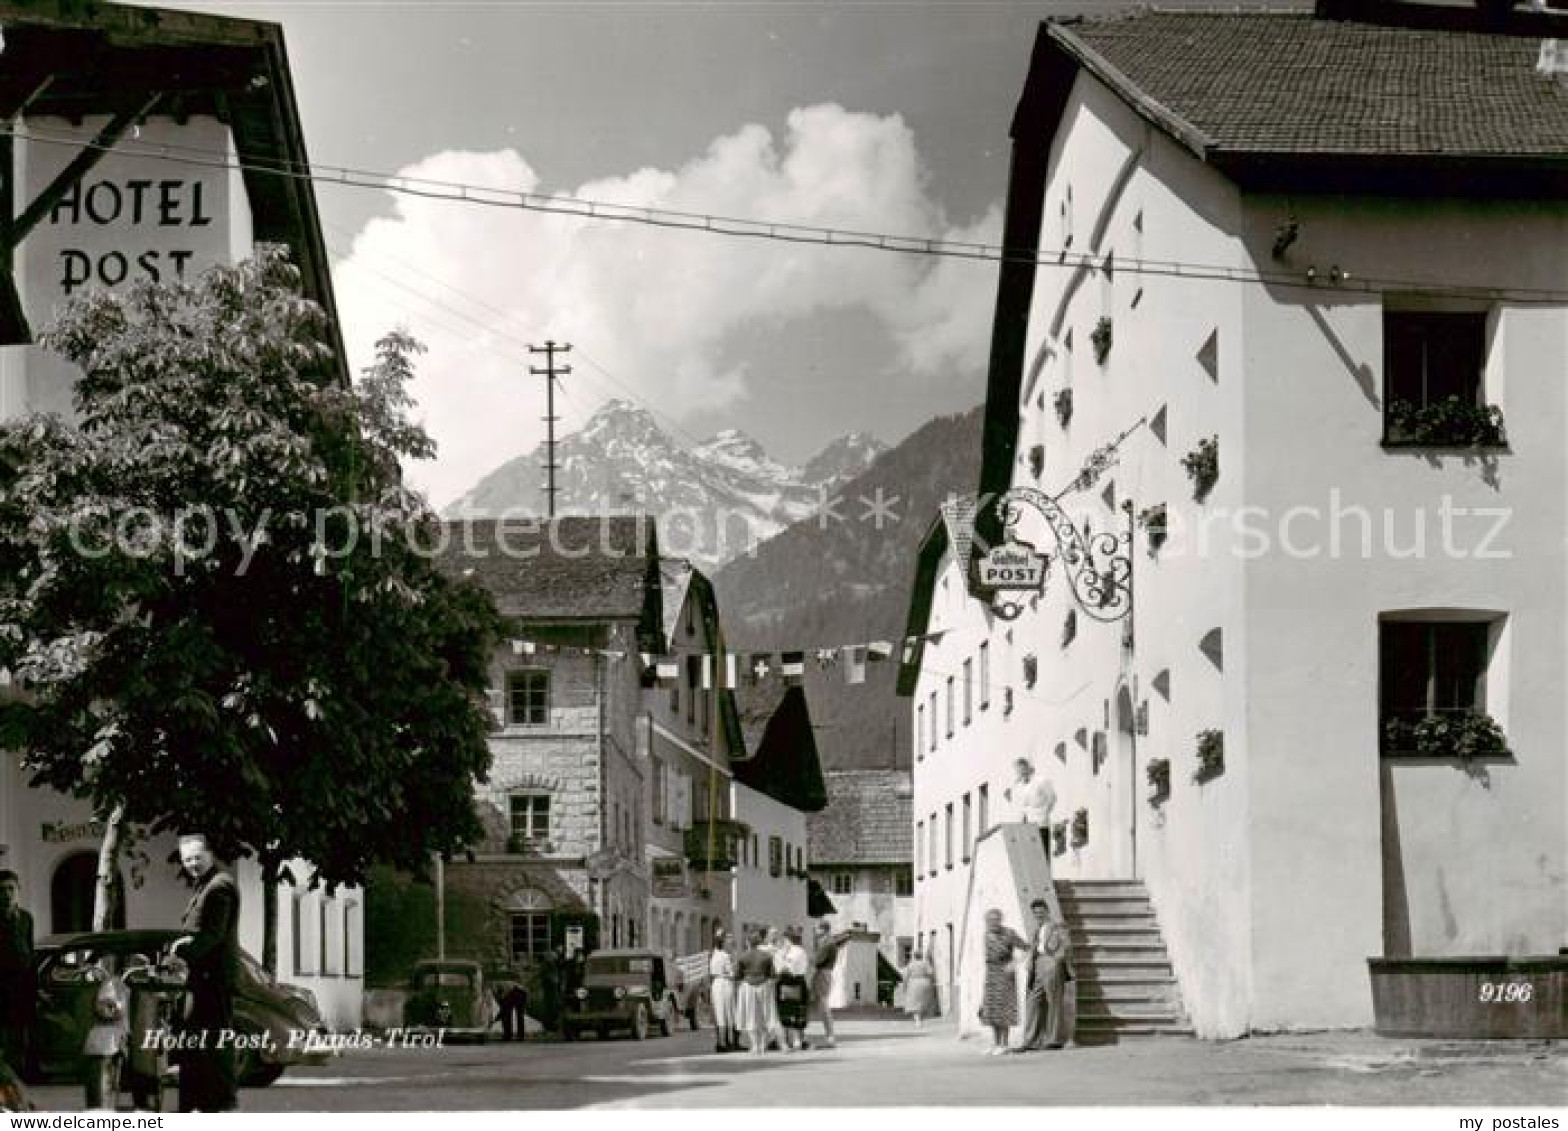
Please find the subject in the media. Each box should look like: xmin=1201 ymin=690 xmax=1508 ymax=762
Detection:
xmin=1055 ymin=879 xmax=1194 ymax=1043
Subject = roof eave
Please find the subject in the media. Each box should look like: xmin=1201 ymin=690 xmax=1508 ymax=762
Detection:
xmin=894 ymin=515 xmax=949 ymax=698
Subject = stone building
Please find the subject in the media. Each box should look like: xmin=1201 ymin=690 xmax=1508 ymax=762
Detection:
xmin=807 ymin=770 xmax=914 ymax=967
xmin=428 ymin=517 xmax=663 ymax=969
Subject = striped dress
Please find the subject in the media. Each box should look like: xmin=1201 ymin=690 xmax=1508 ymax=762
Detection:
xmin=980 ymin=927 xmax=1028 ymax=1027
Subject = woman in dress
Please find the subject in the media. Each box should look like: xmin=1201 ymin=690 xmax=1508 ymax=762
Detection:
xmin=980 ymin=908 xmax=1029 ymax=1055
xmin=732 ymin=931 xmax=775 ymax=1057
xmin=708 ymin=930 xmax=738 ymax=1054
xmin=809 ymin=920 xmax=846 ymax=1047
xmin=759 ymin=926 xmax=784 ymax=1049
xmin=902 ymin=947 xmax=936 ymax=1029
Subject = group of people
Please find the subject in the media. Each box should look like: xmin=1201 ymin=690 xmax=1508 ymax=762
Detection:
xmin=0 ymin=835 xmax=241 ymax=1113
xmin=707 ymin=921 xmax=846 ymax=1056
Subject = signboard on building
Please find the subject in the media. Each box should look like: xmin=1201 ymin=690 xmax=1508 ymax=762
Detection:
xmin=651 ymin=856 xmax=690 ymax=899
xmin=41 ymin=819 xmax=106 ymax=845
xmin=19 ymin=116 xmax=240 ymax=418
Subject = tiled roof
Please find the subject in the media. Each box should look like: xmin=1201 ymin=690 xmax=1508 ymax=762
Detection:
xmin=436 ymin=517 xmax=657 ymax=622
xmin=808 ymin=770 xmax=912 ymax=865
xmin=732 ymin=678 xmax=827 ymax=812
xmin=1055 ymin=9 xmax=1568 ymax=160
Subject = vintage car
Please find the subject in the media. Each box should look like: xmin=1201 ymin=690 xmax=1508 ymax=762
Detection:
xmin=561 ymin=949 xmax=681 ymax=1041
xmin=402 ymin=959 xmax=496 ymax=1042
xmin=33 ymin=930 xmax=329 ymax=1088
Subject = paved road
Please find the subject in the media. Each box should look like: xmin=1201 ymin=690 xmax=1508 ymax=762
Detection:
xmin=28 ymin=1019 xmax=1568 ymax=1110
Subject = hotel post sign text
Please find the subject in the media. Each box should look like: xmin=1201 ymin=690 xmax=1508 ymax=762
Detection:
xmin=20 ymin=116 xmax=235 ymax=418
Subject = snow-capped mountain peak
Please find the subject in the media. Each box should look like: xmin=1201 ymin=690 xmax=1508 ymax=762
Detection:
xmin=444 ymin=401 xmax=886 ymax=569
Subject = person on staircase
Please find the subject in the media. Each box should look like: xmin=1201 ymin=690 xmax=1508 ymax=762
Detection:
xmin=1014 ymin=898 xmax=1073 ymax=1052
xmin=1003 ymin=757 xmax=1056 ymax=855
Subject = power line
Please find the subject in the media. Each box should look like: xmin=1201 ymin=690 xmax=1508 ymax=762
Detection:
xmin=11 ymin=123 xmax=1568 ymax=306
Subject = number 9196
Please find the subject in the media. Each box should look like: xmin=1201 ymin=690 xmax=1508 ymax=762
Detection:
xmin=1478 ymin=981 xmax=1534 ymax=1003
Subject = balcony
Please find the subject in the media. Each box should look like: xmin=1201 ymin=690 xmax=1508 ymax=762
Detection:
xmin=683 ymin=819 xmax=749 ymax=872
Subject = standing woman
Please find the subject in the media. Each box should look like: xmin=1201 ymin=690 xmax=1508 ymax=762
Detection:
xmin=708 ymin=931 xmax=738 ymax=1053
xmin=902 ymin=947 xmax=936 ymax=1029
xmin=732 ymin=932 xmax=774 ymax=1057
xmin=759 ymin=927 xmax=784 ymax=1050
xmin=808 ymin=921 xmax=846 ymax=1048
xmin=979 ymin=908 xmax=1029 ymax=1056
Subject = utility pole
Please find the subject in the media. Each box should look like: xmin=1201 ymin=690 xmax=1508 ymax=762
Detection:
xmin=528 ymin=340 xmax=571 ymax=518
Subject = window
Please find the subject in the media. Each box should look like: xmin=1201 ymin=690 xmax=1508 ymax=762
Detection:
xmin=915 ymin=819 xmax=924 ymax=876
xmin=686 ymin=656 xmax=700 ymax=724
xmin=962 ymin=793 xmax=973 ymax=862
xmin=963 ymin=659 xmax=973 ymax=726
xmin=895 ymin=868 xmax=913 ymax=898
xmin=944 ymin=804 xmax=954 ymax=870
xmin=916 ymin=703 xmax=925 ymax=760
xmin=1383 ymin=309 xmax=1489 ymax=442
xmin=928 ymin=692 xmax=938 ymax=751
xmin=769 ymin=836 xmax=783 ymax=878
xmin=750 ymin=833 xmax=759 ymax=869
xmin=945 ymin=677 xmax=955 ymax=737
xmin=978 ymin=784 xmax=990 ymax=836
xmin=506 ymin=670 xmax=549 ymax=726
xmin=651 ymin=756 xmax=665 ymax=826
xmin=979 ymin=642 xmax=990 ymax=710
xmin=509 ymin=912 xmax=550 ymax=962
xmin=1380 ymin=619 xmax=1494 ymax=750
xmin=830 ymin=872 xmax=853 ymax=896
xmin=670 ymin=677 xmax=679 ymax=716
xmin=509 ymin=794 xmax=551 ymax=846
xmin=928 ymin=815 xmax=938 ymax=878
xmin=291 ymin=890 xmax=312 ymax=976
xmin=320 ymin=896 xmax=335 ymax=976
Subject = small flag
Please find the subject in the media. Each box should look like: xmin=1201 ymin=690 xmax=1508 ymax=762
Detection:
xmin=639 ymin=652 xmax=654 ymax=668
xmin=781 ymin=651 xmax=805 ymax=686
xmin=701 ymin=654 xmax=713 ymax=690
xmin=843 ymin=645 xmax=867 ymax=686
xmin=749 ymin=653 xmax=772 ymax=684
xmin=814 ymin=648 xmax=838 ymax=670
xmin=655 ymin=660 xmax=679 ymax=685
xmin=902 ymin=637 xmax=919 ymax=664
xmin=867 ymin=641 xmax=894 ymax=662
xmin=720 ymin=654 xmax=739 ymax=690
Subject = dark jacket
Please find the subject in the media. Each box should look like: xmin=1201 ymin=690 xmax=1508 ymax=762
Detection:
xmin=179 ymin=870 xmax=239 ymax=995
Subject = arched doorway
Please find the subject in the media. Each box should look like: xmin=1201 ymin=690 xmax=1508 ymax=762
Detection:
xmin=51 ymin=851 xmax=124 ymax=934
xmin=498 ymin=885 xmax=552 ymax=964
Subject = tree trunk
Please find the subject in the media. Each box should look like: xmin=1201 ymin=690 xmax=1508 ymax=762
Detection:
xmin=260 ymin=852 xmax=281 ymax=976
xmin=92 ymin=802 xmax=126 ymax=931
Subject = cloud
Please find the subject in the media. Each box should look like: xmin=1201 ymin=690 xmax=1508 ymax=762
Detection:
xmin=331 ymin=103 xmax=1000 ymax=508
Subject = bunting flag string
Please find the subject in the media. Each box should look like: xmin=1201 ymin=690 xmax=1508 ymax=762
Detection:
xmin=496 ymin=624 xmax=963 ymax=693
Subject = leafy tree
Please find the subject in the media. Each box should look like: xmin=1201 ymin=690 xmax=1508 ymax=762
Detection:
xmin=0 ymin=246 xmax=499 ymax=967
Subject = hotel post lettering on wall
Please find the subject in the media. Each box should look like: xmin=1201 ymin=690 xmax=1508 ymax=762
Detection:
xmin=18 ymin=116 xmax=239 ymax=416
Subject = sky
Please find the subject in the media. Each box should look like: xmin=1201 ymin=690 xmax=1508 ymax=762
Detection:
xmin=139 ymin=1 xmax=1115 ymax=507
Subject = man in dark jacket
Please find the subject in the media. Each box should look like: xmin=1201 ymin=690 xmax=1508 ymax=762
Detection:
xmin=0 ymin=871 xmax=34 ymax=1080
xmin=171 ymin=835 xmax=239 ymax=1112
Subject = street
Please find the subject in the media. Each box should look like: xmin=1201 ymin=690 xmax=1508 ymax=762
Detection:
xmin=27 ymin=1018 xmax=1568 ymax=1110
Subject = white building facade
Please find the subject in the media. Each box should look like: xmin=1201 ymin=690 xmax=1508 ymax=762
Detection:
xmin=0 ymin=3 xmax=362 ymax=1026
xmin=903 ymin=6 xmax=1568 ymax=1038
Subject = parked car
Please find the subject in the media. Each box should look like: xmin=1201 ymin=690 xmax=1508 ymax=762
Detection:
xmin=33 ymin=930 xmax=329 ymax=1088
xmin=402 ymin=959 xmax=496 ymax=1042
xmin=561 ymin=949 xmax=680 ymax=1041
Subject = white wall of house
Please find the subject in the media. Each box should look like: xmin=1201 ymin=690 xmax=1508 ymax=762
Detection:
xmin=730 ymin=783 xmax=808 ymax=941
xmin=911 ymin=63 xmax=1568 ymax=1038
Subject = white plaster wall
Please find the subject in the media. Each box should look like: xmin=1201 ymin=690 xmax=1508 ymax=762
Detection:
xmin=1236 ymin=195 xmax=1568 ymax=1028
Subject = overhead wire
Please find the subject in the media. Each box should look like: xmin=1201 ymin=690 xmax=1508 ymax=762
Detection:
xmin=11 ymin=122 xmax=1568 ymax=306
